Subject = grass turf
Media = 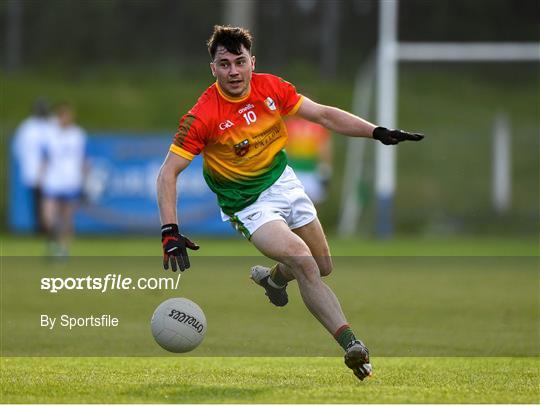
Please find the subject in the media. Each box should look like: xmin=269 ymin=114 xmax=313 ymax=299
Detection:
xmin=2 ymin=234 xmax=539 ymax=256
xmin=1 ymin=236 xmax=539 ymax=402
xmin=1 ymin=357 xmax=539 ymax=403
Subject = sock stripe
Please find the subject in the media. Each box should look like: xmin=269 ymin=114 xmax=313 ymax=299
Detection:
xmin=333 ymin=324 xmax=350 ymax=339
xmin=269 ymin=264 xmax=288 ymax=287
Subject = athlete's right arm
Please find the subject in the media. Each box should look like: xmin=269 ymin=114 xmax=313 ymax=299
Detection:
xmin=157 ymin=151 xmax=191 ymax=225
xmin=157 ymin=152 xmax=200 ymax=272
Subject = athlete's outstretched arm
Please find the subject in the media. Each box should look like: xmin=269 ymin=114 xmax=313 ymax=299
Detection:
xmin=296 ymin=96 xmax=424 ymax=145
xmin=157 ymin=152 xmax=191 ymax=225
xmin=157 ymin=152 xmax=199 ymax=272
xmin=296 ymin=97 xmax=376 ymax=138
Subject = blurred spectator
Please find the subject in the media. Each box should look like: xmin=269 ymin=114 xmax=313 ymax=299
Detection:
xmin=285 ymin=117 xmax=332 ymax=205
xmin=12 ymin=98 xmax=52 ymax=233
xmin=41 ymin=103 xmax=87 ymax=257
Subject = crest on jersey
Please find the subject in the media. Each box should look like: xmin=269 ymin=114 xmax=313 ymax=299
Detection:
xmin=234 ymin=139 xmax=250 ymax=157
xmin=264 ymin=97 xmax=277 ymax=111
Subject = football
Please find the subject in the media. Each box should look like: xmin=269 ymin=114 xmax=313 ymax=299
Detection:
xmin=151 ymin=297 xmax=207 ymax=353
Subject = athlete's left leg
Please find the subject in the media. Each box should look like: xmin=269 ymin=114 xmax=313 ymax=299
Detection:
xmin=294 ymin=219 xmax=372 ymax=380
xmin=267 ymin=217 xmax=333 ymax=287
xmin=57 ymin=200 xmax=75 ymax=254
xmin=293 ymin=217 xmax=333 ymax=275
xmin=298 ymin=220 xmax=372 ymax=380
xmin=42 ymin=196 xmax=58 ymax=239
xmin=250 ymin=219 xmax=372 ymax=380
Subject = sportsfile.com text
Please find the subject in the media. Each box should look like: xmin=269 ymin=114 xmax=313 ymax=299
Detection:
xmin=40 ymin=273 xmax=181 ymax=293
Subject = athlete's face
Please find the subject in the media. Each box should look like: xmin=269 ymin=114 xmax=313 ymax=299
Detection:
xmin=57 ymin=107 xmax=74 ymax=127
xmin=210 ymin=45 xmax=255 ymax=98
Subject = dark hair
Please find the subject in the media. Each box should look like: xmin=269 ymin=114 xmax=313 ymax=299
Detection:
xmin=207 ymin=25 xmax=252 ymax=60
xmin=32 ymin=98 xmax=51 ymax=117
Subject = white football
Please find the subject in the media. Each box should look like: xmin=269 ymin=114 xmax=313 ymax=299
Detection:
xmin=151 ymin=298 xmax=206 ymax=353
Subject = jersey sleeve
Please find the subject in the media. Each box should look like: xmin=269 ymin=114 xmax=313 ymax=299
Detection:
xmin=170 ymin=114 xmax=207 ymax=160
xmin=276 ymin=78 xmax=303 ymax=116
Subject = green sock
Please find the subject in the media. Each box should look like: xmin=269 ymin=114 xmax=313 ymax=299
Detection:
xmin=269 ymin=264 xmax=288 ymax=287
xmin=334 ymin=325 xmax=357 ymax=351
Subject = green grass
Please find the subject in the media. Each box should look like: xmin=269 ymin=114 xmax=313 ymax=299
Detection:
xmin=1 ymin=236 xmax=539 ymax=402
xmin=3 ymin=255 xmax=538 ymax=358
xmin=1 ymin=357 xmax=538 ymax=403
xmin=1 ymin=234 xmax=538 ymax=256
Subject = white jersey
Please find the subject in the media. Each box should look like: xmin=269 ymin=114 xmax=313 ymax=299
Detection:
xmin=42 ymin=122 xmax=87 ymax=196
xmin=13 ymin=117 xmax=52 ymax=186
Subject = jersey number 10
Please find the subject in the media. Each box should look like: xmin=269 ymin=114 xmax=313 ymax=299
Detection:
xmin=243 ymin=111 xmax=257 ymax=125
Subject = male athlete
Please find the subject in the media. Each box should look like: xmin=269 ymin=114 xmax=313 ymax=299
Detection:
xmin=157 ymin=26 xmax=424 ymax=381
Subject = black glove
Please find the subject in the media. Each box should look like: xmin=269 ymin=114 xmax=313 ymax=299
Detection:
xmin=373 ymin=126 xmax=424 ymax=145
xmin=161 ymin=224 xmax=199 ymax=272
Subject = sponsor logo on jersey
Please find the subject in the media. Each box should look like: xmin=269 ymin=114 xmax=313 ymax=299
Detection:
xmin=264 ymin=97 xmax=276 ymax=111
xmin=238 ymin=103 xmax=255 ymax=114
xmin=234 ymin=139 xmax=250 ymax=157
xmin=219 ymin=120 xmax=234 ymax=130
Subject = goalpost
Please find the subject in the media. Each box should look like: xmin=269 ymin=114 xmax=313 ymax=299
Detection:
xmin=338 ymin=0 xmax=540 ymax=238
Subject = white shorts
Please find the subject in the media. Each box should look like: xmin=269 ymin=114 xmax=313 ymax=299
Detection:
xmin=221 ymin=166 xmax=317 ymax=239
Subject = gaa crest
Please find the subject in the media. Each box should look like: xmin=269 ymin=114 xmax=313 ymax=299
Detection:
xmin=234 ymin=139 xmax=250 ymax=157
xmin=264 ymin=97 xmax=276 ymax=111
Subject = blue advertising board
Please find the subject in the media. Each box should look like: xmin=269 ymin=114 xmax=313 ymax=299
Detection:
xmin=9 ymin=133 xmax=236 ymax=236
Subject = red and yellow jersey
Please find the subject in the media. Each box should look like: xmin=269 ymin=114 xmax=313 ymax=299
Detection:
xmin=170 ymin=73 xmax=303 ymax=215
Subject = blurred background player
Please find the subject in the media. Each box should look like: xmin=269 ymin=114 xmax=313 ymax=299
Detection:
xmin=12 ymin=98 xmax=52 ymax=233
xmin=41 ymin=103 xmax=87 ymax=257
xmin=285 ymin=117 xmax=332 ymax=206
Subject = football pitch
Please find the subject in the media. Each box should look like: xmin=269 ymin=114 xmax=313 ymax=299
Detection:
xmin=1 ymin=235 xmax=539 ymax=403
xmin=3 ymin=357 xmax=538 ymax=403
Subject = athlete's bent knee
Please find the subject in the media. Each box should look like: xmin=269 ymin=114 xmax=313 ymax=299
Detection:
xmin=284 ymin=254 xmax=320 ymax=282
xmin=295 ymin=263 xmax=321 ymax=283
xmin=318 ymin=257 xmax=334 ymax=277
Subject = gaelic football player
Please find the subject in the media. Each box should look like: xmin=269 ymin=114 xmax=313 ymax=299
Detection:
xmin=157 ymin=25 xmax=424 ymax=380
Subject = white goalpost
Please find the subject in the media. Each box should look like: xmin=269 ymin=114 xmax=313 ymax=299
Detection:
xmin=338 ymin=0 xmax=540 ymax=238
